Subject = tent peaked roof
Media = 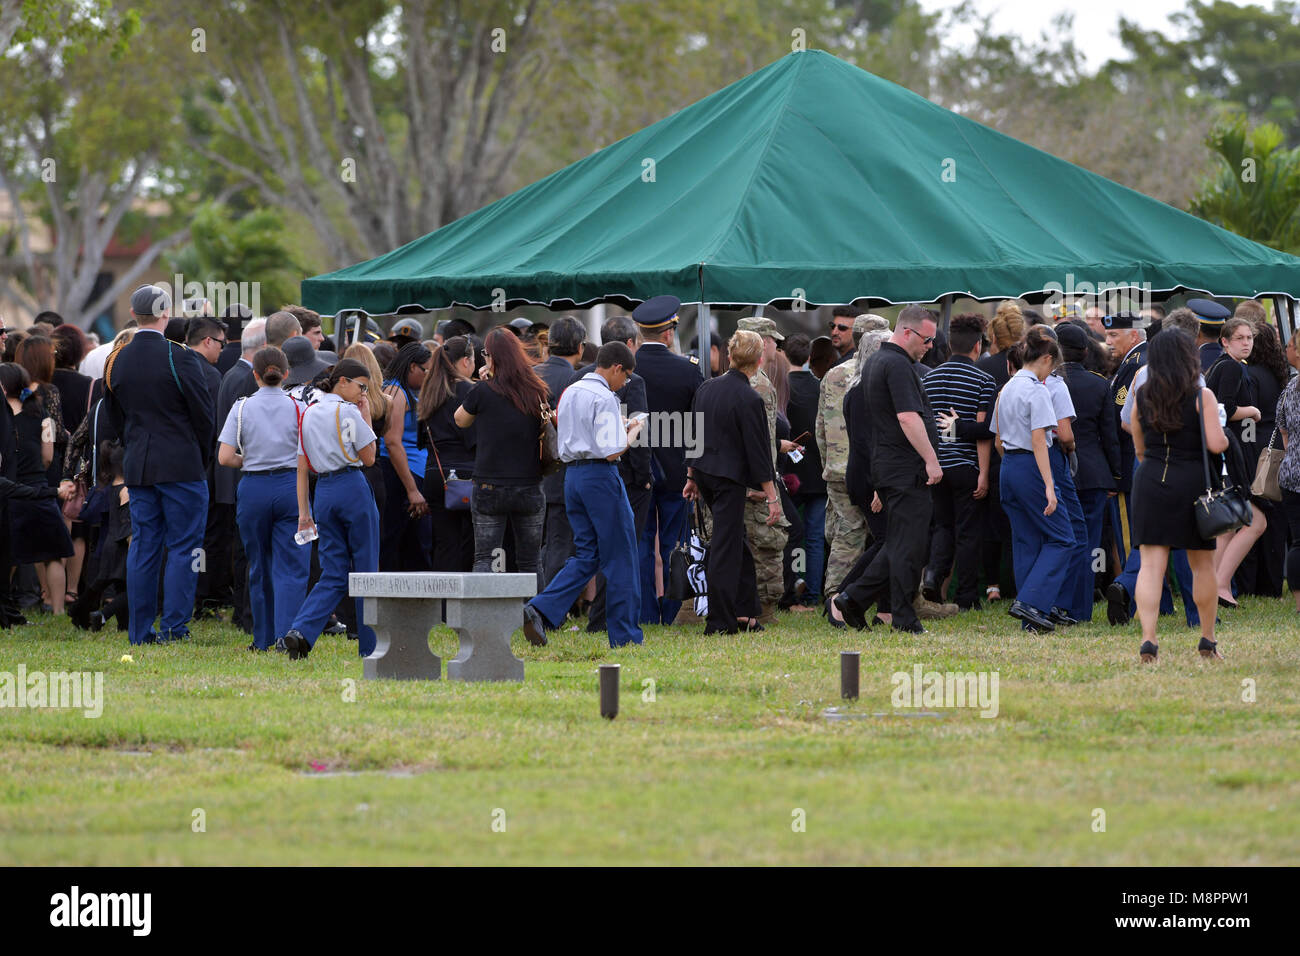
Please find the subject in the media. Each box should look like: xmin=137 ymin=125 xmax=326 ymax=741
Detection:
xmin=302 ymin=49 xmax=1300 ymax=315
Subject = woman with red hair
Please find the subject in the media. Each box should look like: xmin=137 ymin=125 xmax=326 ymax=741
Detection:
xmin=454 ymin=326 xmax=550 ymax=586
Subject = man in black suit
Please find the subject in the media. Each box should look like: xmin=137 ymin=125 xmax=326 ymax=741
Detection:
xmin=684 ymin=331 xmax=782 ymax=634
xmin=104 ymin=285 xmax=216 ymax=645
xmin=633 ymin=295 xmax=701 ymax=625
xmin=216 ymin=304 xmax=253 ymax=376
xmin=187 ymin=317 xmax=230 ymax=618
xmin=535 ymin=316 xmax=585 ymax=588
xmin=576 ymin=315 xmax=653 ymax=632
xmin=783 ymin=333 xmax=826 ymax=606
xmin=212 ymin=317 xmax=267 ymax=634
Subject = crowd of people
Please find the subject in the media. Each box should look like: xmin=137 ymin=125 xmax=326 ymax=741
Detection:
xmin=2 ymin=284 xmax=1297 ymax=664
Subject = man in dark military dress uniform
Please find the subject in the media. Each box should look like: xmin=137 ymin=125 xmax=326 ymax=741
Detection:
xmin=633 ymin=294 xmax=701 ymax=625
xmin=1190 ymin=298 xmax=1231 ymax=372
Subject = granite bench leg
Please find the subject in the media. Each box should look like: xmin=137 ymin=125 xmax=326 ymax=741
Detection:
xmin=444 ymin=597 xmax=525 ymax=682
xmin=362 ymin=597 xmax=442 ymax=680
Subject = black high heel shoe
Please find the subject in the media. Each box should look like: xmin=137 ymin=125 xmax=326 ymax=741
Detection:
xmin=1198 ymin=637 xmax=1223 ymax=659
xmin=823 ymin=594 xmax=846 ymax=630
xmin=1216 ymin=596 xmax=1239 ymax=610
xmin=1139 ymin=640 xmax=1158 ymax=663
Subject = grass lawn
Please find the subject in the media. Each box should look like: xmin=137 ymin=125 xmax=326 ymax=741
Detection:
xmin=1 ymin=597 xmax=1298 ymax=865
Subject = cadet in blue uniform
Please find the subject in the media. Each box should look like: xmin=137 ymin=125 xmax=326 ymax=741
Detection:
xmin=1191 ymin=298 xmax=1231 ymax=372
xmin=278 ymin=359 xmax=380 ymax=660
xmin=217 ymin=347 xmax=309 ymax=652
xmin=523 ymin=342 xmax=645 ymax=648
xmin=1039 ymin=334 xmax=1088 ymax=624
xmin=632 ymin=294 xmax=701 ymax=625
xmin=993 ymin=326 xmax=1074 ymax=632
xmin=1057 ymin=322 xmax=1122 ymax=620
xmin=105 ymin=285 xmax=215 ymax=646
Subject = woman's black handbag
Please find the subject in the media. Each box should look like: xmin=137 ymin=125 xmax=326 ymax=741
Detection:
xmin=666 ymin=502 xmax=707 ymax=602
xmin=1194 ymin=396 xmax=1252 ymax=539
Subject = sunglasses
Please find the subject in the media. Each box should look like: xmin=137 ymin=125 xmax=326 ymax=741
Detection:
xmin=830 ymin=323 xmax=853 ymax=333
xmin=907 ymin=328 xmax=936 ymax=345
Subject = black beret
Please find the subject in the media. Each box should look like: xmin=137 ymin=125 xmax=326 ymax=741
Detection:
xmin=1102 ymin=311 xmax=1141 ymax=330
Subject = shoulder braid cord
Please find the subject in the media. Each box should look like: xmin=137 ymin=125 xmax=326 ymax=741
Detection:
xmin=104 ymin=339 xmax=184 ymax=396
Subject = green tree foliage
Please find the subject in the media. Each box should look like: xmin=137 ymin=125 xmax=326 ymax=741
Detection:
xmin=1191 ymin=114 xmax=1300 ymax=254
xmin=1114 ymin=1 xmax=1300 ymax=145
xmin=166 ymin=204 xmax=304 ymax=311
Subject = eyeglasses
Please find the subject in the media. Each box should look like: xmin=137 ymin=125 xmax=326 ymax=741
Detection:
xmin=830 ymin=323 xmax=853 ymax=333
xmin=907 ymin=328 xmax=936 ymax=345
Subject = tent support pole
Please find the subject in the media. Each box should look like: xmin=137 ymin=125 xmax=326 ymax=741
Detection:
xmin=939 ymin=295 xmax=953 ymax=336
xmin=1272 ymin=295 xmax=1293 ymax=343
xmin=697 ymin=304 xmax=711 ymax=377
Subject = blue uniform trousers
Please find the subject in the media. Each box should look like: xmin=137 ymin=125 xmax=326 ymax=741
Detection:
xmin=999 ymin=454 xmax=1075 ymax=615
xmin=534 ymin=462 xmax=643 ymax=647
xmin=795 ymin=493 xmax=827 ymax=602
xmin=1049 ymin=448 xmax=1092 ymax=620
xmin=1077 ymin=487 xmax=1111 ymax=618
xmin=639 ymin=483 xmax=687 ymax=625
xmin=237 ymin=471 xmax=310 ymax=650
xmin=126 ymin=479 xmax=208 ymax=645
xmin=291 ymin=469 xmax=380 ymax=656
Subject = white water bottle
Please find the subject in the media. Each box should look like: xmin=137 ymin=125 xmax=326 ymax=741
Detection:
xmin=294 ymin=527 xmax=318 ymax=546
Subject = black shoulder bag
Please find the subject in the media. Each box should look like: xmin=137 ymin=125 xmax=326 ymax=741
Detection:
xmin=1193 ymin=394 xmax=1253 ymax=539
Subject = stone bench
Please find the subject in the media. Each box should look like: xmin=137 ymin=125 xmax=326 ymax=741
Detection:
xmin=348 ymin=573 xmax=538 ymax=682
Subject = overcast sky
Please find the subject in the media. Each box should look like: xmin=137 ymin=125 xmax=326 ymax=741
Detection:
xmin=917 ymin=0 xmax=1255 ymax=70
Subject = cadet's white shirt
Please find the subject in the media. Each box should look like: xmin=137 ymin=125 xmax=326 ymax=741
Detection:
xmin=994 ymin=369 xmax=1059 ymax=451
xmin=557 ymin=373 xmax=624 ymax=461
xmin=218 ymin=385 xmax=303 ymax=471
xmin=298 ymin=392 xmax=376 ymax=472
xmin=1043 ymin=373 xmax=1076 ymax=446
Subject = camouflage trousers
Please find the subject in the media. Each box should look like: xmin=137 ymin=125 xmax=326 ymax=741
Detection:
xmin=823 ymin=479 xmax=866 ymax=593
xmin=744 ymin=497 xmax=789 ymax=607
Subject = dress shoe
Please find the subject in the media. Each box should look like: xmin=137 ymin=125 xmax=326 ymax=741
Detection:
xmin=1048 ymin=607 xmax=1079 ymax=627
xmin=832 ymin=593 xmax=869 ymax=630
xmin=1105 ymin=581 xmax=1131 ymax=626
xmin=1008 ymin=600 xmax=1055 ymax=632
xmin=280 ymin=629 xmax=311 ymax=660
xmin=522 ymin=603 xmax=549 ymax=647
xmin=892 ymin=621 xmax=927 ymax=635
xmin=921 ymin=573 xmax=943 ymax=605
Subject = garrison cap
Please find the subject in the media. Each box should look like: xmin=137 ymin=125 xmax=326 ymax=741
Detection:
xmin=632 ymin=295 xmax=681 ymax=331
xmin=130 ymin=284 xmax=172 ymax=318
xmin=1055 ymin=322 xmax=1089 ymax=351
xmin=736 ymin=316 xmax=784 ymax=341
xmin=1187 ymin=298 xmax=1230 ymax=330
xmin=1102 ymin=311 xmax=1142 ymax=329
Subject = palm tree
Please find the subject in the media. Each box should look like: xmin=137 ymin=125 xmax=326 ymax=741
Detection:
xmin=1191 ymin=115 xmax=1300 ymax=256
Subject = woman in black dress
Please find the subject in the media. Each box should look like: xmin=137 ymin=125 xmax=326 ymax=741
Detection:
xmin=418 ymin=334 xmax=478 ymax=571
xmin=1204 ymin=318 xmax=1266 ymax=606
xmin=1241 ymin=320 xmax=1291 ymax=596
xmin=1131 ymin=330 xmax=1228 ymax=662
xmin=1 ymin=362 xmax=74 ymax=614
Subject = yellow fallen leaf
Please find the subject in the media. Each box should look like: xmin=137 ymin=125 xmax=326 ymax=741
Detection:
xmin=119 ymin=654 xmax=134 ymax=663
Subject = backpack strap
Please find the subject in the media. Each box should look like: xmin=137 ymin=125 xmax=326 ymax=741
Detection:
xmin=235 ymin=396 xmax=248 ymax=456
xmin=297 ymin=401 xmax=316 ymax=474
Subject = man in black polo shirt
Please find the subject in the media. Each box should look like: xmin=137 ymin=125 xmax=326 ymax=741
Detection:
xmin=835 ymin=305 xmax=942 ymax=634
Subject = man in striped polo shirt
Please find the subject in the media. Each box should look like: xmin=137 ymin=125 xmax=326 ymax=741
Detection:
xmin=921 ymin=314 xmax=997 ymax=610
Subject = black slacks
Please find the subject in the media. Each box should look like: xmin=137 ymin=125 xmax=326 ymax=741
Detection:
xmin=843 ymin=482 xmax=932 ymax=630
xmin=696 ymin=472 xmax=758 ymax=633
xmin=927 ymin=463 xmax=982 ymax=608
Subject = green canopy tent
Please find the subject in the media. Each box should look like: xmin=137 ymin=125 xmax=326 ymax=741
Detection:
xmin=302 ymin=49 xmax=1300 ymax=334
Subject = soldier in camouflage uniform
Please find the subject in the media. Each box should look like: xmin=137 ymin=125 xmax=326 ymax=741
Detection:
xmin=736 ymin=317 xmax=790 ymax=620
xmin=816 ymin=314 xmax=889 ymax=593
